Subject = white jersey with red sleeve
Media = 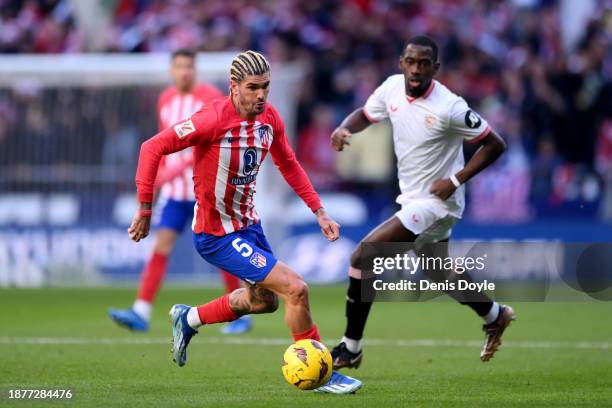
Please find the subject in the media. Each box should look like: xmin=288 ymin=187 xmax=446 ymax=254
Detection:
xmin=136 ymin=97 xmax=322 ymax=236
xmin=363 ymin=75 xmax=493 ymax=218
xmin=156 ymin=83 xmax=223 ymax=201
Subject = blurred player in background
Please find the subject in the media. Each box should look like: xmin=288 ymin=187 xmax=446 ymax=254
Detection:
xmin=128 ymin=50 xmax=362 ymax=394
xmin=109 ymin=49 xmax=253 ymax=334
xmin=330 ymin=36 xmax=515 ymax=369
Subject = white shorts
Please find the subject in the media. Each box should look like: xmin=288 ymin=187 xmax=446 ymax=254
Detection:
xmin=394 ymin=199 xmax=458 ymax=245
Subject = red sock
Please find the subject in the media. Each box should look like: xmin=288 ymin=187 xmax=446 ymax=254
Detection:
xmin=292 ymin=324 xmax=321 ymax=342
xmin=197 ymin=294 xmax=238 ymax=324
xmin=136 ymin=252 xmax=168 ymax=303
xmin=220 ymin=269 xmax=241 ymax=293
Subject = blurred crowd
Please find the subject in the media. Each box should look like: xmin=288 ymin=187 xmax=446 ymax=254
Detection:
xmin=0 ymin=0 xmax=81 ymax=52
xmin=1 ymin=0 xmax=611 ymax=221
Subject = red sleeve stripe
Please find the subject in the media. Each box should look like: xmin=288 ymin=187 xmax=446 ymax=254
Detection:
xmin=362 ymin=107 xmax=379 ymax=123
xmin=467 ymin=125 xmax=492 ymax=144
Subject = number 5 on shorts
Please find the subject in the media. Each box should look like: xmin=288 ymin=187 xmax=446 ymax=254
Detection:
xmin=232 ymin=238 xmax=253 ymax=257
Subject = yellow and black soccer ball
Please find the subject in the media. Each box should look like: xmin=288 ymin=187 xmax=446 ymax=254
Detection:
xmin=281 ymin=339 xmax=333 ymax=390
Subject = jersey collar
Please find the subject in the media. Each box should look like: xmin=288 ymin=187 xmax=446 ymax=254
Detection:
xmin=405 ymin=80 xmax=435 ymax=103
xmin=224 ymin=96 xmax=268 ymax=123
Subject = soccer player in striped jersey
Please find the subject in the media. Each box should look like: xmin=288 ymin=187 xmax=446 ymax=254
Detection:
xmin=108 ymin=49 xmax=251 ymax=335
xmin=329 ymin=36 xmax=515 ymax=369
xmin=128 ymin=50 xmax=362 ymax=394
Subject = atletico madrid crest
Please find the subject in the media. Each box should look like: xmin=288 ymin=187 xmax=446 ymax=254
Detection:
xmin=256 ymin=124 xmax=271 ymax=147
xmin=249 ymin=252 xmax=267 ymax=268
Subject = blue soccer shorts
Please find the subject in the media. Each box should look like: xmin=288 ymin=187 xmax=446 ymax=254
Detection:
xmin=193 ymin=222 xmax=278 ymax=284
xmin=154 ymin=198 xmax=195 ymax=233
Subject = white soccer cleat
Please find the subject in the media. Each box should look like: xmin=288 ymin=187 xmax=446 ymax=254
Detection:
xmin=313 ymin=371 xmax=363 ymax=394
xmin=169 ymin=304 xmax=198 ymax=367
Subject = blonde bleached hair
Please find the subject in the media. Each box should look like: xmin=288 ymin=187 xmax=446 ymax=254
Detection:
xmin=230 ymin=50 xmax=271 ymax=83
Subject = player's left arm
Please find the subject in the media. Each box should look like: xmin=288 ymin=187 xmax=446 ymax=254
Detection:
xmin=269 ymin=116 xmax=340 ymax=241
xmin=430 ymin=103 xmax=506 ymax=201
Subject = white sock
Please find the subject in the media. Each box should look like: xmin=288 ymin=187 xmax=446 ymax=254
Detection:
xmin=483 ymin=302 xmax=500 ymax=325
xmin=132 ymin=299 xmax=152 ymax=321
xmin=186 ymin=307 xmax=202 ymax=329
xmin=341 ymin=336 xmax=362 ymax=354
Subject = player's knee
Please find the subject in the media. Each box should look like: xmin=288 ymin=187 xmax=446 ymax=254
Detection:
xmin=153 ymin=241 xmax=173 ymax=256
xmin=349 ymin=245 xmax=363 ymax=269
xmin=286 ymin=278 xmax=309 ymax=306
xmin=153 ymin=231 xmax=176 ymax=255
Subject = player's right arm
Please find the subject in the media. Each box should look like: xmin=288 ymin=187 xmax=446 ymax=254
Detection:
xmin=331 ymin=77 xmax=390 ymax=151
xmin=330 ymin=109 xmax=372 ymax=151
xmin=153 ymin=154 xmax=194 ymax=189
xmin=128 ymin=106 xmax=217 ymax=242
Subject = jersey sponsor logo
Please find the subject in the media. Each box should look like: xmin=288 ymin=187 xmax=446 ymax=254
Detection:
xmin=243 ymin=147 xmax=258 ymax=175
xmin=230 ymin=174 xmax=257 ymax=185
xmin=464 ymin=110 xmax=482 ymax=129
xmin=249 ymin=252 xmax=267 ymax=268
xmin=174 ymin=120 xmax=196 ymax=138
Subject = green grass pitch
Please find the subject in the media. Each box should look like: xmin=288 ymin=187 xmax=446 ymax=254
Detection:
xmin=1 ymin=286 xmax=611 ymax=407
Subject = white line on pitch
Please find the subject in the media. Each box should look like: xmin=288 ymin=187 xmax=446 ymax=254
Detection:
xmin=0 ymin=337 xmax=609 ymax=350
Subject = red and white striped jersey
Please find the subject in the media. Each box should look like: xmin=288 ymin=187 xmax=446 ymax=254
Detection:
xmin=137 ymin=97 xmax=322 ymax=236
xmin=156 ymin=84 xmax=223 ymax=201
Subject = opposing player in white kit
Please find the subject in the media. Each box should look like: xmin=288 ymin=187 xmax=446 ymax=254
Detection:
xmin=329 ymin=36 xmax=516 ymax=369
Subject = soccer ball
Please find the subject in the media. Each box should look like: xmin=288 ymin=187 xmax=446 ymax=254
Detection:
xmin=281 ymin=339 xmax=333 ymax=390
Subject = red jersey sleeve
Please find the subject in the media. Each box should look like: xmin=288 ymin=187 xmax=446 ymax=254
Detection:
xmin=268 ymin=109 xmax=322 ymax=213
xmin=135 ymin=105 xmax=218 ymax=203
xmin=156 ymin=92 xmax=167 ymax=171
